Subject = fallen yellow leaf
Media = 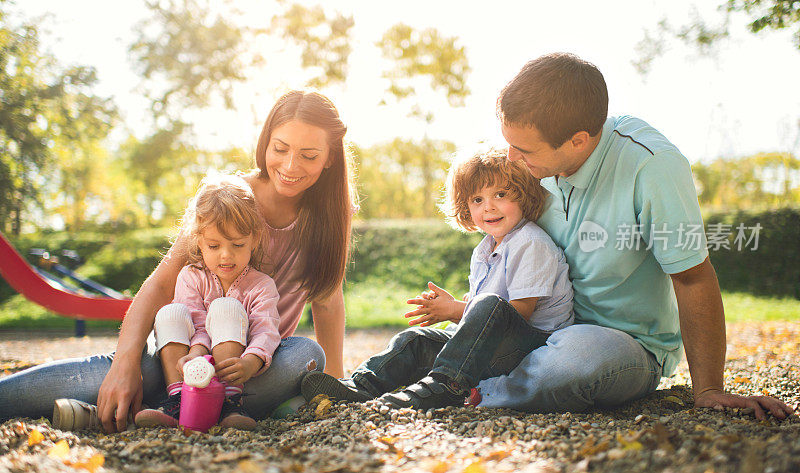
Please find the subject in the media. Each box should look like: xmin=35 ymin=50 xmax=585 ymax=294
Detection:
xmin=485 ymin=449 xmax=511 ymax=461
xmin=235 ymin=459 xmax=262 ymax=473
xmin=431 ymin=461 xmax=450 ymax=473
xmin=616 ymin=433 xmax=643 ymax=451
xmin=48 ymin=440 xmax=70 ymax=459
xmin=664 ymin=396 xmax=684 ymax=406
xmin=463 ymin=460 xmax=486 ymax=473
xmin=314 ymin=398 xmax=332 ymax=417
xmin=27 ymin=429 xmax=45 ymax=446
xmin=578 ymin=438 xmax=610 ymax=457
xmin=67 ymin=453 xmax=105 ymax=473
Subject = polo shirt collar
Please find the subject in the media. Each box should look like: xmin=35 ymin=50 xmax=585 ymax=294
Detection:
xmin=561 ymin=117 xmax=615 ymax=190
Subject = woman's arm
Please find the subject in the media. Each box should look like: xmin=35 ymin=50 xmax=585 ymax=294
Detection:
xmin=96 ymin=235 xmax=189 ymax=433
xmin=310 ymin=285 xmax=346 ymax=378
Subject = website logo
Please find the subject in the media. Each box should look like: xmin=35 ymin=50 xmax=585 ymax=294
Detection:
xmin=578 ymin=220 xmax=608 ymax=253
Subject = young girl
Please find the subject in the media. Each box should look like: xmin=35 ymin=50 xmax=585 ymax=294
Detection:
xmin=302 ymin=148 xmax=574 ymax=409
xmin=134 ymin=174 xmax=281 ymax=430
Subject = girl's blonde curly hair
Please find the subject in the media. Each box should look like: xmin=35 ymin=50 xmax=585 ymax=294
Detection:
xmin=441 ymin=148 xmax=547 ymax=232
xmin=180 ymin=174 xmax=268 ymax=273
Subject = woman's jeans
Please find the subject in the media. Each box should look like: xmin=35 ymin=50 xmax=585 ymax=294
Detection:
xmin=0 ymin=336 xmax=325 ymax=422
xmin=352 ymin=293 xmax=552 ymax=395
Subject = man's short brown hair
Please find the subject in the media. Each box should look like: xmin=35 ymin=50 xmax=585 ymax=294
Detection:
xmin=497 ymin=53 xmax=608 ymax=148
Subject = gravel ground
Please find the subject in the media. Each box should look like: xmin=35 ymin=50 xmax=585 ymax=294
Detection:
xmin=0 ymin=321 xmax=798 ymax=473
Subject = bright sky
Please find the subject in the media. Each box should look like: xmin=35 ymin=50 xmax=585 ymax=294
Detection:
xmin=14 ymin=0 xmax=800 ymax=164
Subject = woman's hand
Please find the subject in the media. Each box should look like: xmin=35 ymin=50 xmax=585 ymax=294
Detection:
xmin=96 ymin=357 xmax=143 ymax=433
xmin=405 ymin=282 xmax=465 ymax=326
xmin=215 ymin=355 xmax=264 ymax=386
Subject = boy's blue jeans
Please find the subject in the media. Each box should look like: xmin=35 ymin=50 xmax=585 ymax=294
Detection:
xmin=352 ymin=293 xmax=552 ymax=395
xmin=0 ymin=336 xmax=324 ymax=422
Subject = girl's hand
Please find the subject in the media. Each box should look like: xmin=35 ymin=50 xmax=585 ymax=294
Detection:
xmin=215 ymin=355 xmax=264 ymax=386
xmin=176 ymin=346 xmax=209 ymax=375
xmin=405 ymin=282 xmax=462 ymax=326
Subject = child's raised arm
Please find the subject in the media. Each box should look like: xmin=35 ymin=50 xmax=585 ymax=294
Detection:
xmin=404 ymin=282 xmax=467 ymax=327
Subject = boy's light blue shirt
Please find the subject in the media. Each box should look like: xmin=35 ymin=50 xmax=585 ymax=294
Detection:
xmin=466 ymin=219 xmax=574 ymax=332
xmin=536 ymin=116 xmax=709 ymax=376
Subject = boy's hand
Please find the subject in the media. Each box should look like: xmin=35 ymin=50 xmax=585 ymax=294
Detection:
xmin=405 ymin=282 xmax=464 ymax=326
xmin=215 ymin=355 xmax=264 ymax=386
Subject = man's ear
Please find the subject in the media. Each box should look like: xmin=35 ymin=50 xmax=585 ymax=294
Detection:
xmin=570 ymin=131 xmax=591 ymax=150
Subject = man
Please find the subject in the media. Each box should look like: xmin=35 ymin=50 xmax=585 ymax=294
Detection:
xmin=479 ymin=52 xmax=791 ymax=419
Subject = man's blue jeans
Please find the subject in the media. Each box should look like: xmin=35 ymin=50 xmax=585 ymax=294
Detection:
xmin=352 ymin=293 xmax=552 ymax=395
xmin=477 ymin=323 xmax=664 ymax=412
xmin=0 ymin=336 xmax=324 ymax=422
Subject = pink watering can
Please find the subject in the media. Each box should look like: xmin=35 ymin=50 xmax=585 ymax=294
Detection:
xmin=179 ymin=355 xmax=224 ymax=432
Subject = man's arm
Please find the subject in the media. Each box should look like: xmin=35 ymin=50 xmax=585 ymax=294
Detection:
xmin=671 ymin=257 xmax=793 ymax=420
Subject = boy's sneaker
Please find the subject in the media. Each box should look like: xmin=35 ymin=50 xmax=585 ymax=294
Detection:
xmin=53 ymin=399 xmax=102 ymax=431
xmin=219 ymin=393 xmax=256 ymax=430
xmin=300 ymin=372 xmax=373 ymax=403
xmin=378 ymin=375 xmax=468 ymax=410
xmin=134 ymin=392 xmax=181 ymax=428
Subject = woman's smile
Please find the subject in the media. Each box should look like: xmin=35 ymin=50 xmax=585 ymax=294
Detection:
xmin=277 ymin=171 xmax=304 ymax=184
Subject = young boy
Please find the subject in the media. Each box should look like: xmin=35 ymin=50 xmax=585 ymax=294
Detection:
xmin=303 ymin=149 xmax=574 ymax=410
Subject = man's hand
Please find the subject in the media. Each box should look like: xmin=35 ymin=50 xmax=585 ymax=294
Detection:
xmin=215 ymin=355 xmax=264 ymax=386
xmin=96 ymin=359 xmax=143 ymax=433
xmin=405 ymin=282 xmax=465 ymax=326
xmin=694 ymin=388 xmax=794 ymax=421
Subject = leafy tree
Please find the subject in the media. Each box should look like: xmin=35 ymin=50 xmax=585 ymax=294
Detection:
xmin=0 ymin=4 xmax=117 ymax=234
xmin=376 ymin=24 xmax=469 ymax=215
xmin=270 ymin=2 xmax=354 ymax=88
xmin=129 ymin=0 xmax=262 ymax=120
xmin=692 ymin=152 xmax=800 ymax=211
xmin=46 ymin=67 xmax=118 ymax=230
xmin=355 ymin=138 xmax=455 ymax=218
xmin=120 ymin=123 xmax=192 ymax=225
xmin=378 ymin=23 xmax=470 ymax=116
xmin=635 ymin=1 xmax=800 ymax=75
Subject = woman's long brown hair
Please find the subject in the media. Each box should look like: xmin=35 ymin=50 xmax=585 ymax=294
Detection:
xmin=255 ymin=91 xmax=357 ymax=302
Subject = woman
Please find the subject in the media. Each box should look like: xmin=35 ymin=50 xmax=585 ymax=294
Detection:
xmin=0 ymin=90 xmax=357 ymax=433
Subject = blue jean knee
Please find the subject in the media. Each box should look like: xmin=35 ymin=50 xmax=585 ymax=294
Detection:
xmin=241 ymin=336 xmax=325 ymax=419
xmin=352 ymin=326 xmax=452 ymax=396
xmin=0 ymin=350 xmax=166 ymax=422
xmin=477 ymin=324 xmax=663 ymax=412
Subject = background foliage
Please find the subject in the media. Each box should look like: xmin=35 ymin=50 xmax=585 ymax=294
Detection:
xmin=1 ymin=0 xmax=800 ymax=330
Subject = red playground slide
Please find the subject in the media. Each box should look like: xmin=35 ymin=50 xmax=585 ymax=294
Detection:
xmin=0 ymin=232 xmax=129 ymax=320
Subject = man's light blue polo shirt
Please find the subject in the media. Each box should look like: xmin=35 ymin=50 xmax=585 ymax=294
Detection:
xmin=536 ymin=116 xmax=708 ymax=376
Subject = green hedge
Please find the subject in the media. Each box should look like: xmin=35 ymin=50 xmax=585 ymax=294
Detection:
xmin=348 ymin=219 xmax=482 ymax=291
xmin=2 ymin=209 xmax=798 ymax=306
xmin=705 ymin=207 xmax=800 ymax=299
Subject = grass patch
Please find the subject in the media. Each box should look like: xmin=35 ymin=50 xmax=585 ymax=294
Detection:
xmin=343 ymin=279 xmax=469 ymax=328
xmin=0 ymin=294 xmax=121 ymax=331
xmin=721 ymin=291 xmax=800 ymax=322
xmin=1 ymin=287 xmax=796 ymax=333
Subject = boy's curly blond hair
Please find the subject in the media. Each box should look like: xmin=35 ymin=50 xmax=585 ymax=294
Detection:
xmin=180 ymin=174 xmax=268 ymax=273
xmin=442 ymin=148 xmax=547 ymax=232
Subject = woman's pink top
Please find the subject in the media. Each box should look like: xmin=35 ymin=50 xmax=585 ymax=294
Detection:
xmin=257 ymin=219 xmax=308 ymax=337
xmin=173 ymin=264 xmax=282 ymax=372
